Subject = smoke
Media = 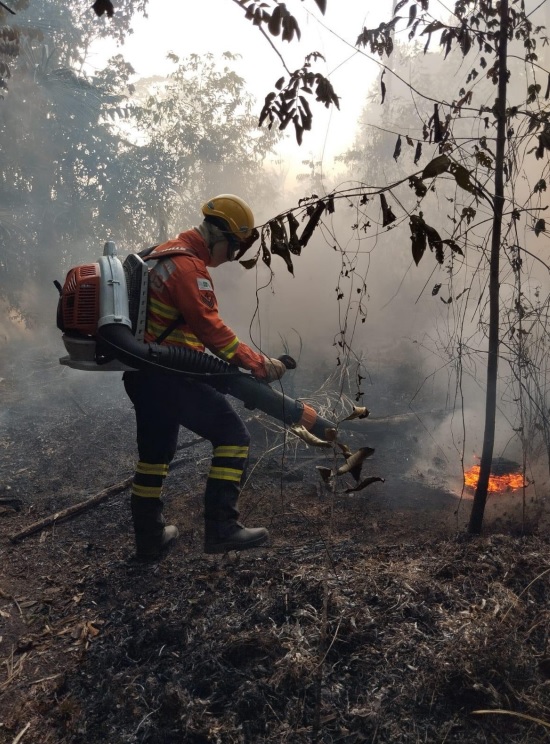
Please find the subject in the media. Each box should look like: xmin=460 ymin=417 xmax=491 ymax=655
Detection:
xmin=2 ymin=1 xmax=549 ymax=537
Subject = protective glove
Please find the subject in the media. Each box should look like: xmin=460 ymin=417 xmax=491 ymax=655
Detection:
xmin=263 ymin=356 xmax=286 ymax=383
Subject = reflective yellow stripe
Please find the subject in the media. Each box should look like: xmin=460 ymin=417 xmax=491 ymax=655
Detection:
xmin=136 ymin=462 xmax=169 ymax=476
xmin=208 ymin=466 xmax=243 ymax=482
xmin=213 ymin=446 xmax=249 ymax=459
xmin=132 ymin=483 xmax=163 ymax=498
xmin=149 ymin=297 xmax=180 ymax=320
xmin=218 ymin=337 xmax=239 ymax=360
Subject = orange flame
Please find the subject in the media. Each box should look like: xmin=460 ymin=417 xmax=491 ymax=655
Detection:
xmin=464 ymin=464 xmax=525 ymax=493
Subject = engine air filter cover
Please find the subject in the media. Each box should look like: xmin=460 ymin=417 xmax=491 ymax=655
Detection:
xmin=59 ymin=263 xmax=100 ymax=334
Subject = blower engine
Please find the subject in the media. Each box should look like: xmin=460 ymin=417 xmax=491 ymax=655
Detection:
xmin=55 ymin=242 xmax=337 ymax=440
xmin=57 ymin=241 xmax=148 ymax=372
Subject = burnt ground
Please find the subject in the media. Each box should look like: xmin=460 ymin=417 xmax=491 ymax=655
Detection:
xmin=1 ymin=343 xmax=550 ymax=744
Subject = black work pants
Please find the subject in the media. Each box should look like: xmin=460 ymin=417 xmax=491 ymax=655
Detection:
xmin=123 ymin=371 xmax=250 ymax=508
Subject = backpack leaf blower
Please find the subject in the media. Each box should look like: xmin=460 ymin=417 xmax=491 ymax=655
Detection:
xmin=55 ymin=242 xmax=342 ymax=440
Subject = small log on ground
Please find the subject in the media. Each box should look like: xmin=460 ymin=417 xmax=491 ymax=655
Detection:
xmin=9 ymin=437 xmax=205 ymax=544
xmin=9 ymin=478 xmax=132 ymax=543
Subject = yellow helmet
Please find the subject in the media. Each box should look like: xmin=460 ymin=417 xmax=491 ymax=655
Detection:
xmin=201 ymin=194 xmax=255 ymax=243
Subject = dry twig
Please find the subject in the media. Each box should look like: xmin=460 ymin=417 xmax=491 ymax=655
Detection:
xmin=9 ymin=479 xmax=133 ymax=544
xmin=11 ymin=722 xmax=31 ymax=744
xmin=9 ymin=440 xmax=204 ymax=543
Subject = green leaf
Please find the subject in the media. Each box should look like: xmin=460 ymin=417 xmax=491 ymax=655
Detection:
xmin=268 ymin=5 xmax=282 ymax=36
xmin=459 ymin=30 xmax=472 ymax=56
xmin=380 ymin=77 xmax=386 ymax=105
xmin=282 ymin=13 xmax=301 ymax=42
xmin=407 ymin=4 xmax=417 ymax=28
xmin=299 ymin=200 xmax=325 ymax=248
xmin=451 ymin=164 xmax=478 ymax=195
xmin=393 ymin=134 xmax=402 ymax=161
xmin=239 ymin=255 xmax=259 ymax=270
xmin=462 ymin=207 xmax=476 ymax=224
xmin=422 ymin=154 xmax=451 ymax=180
xmin=421 ymin=20 xmax=445 ymax=34
xmin=310 ymin=0 xmax=327 ymax=14
xmin=287 ymin=212 xmax=302 ymax=255
xmin=380 ymin=193 xmax=396 ymax=227
xmin=261 ymin=232 xmax=271 ymax=268
xmin=409 ymin=175 xmax=427 ymax=198
xmin=425 ymin=224 xmax=444 ymax=264
xmin=269 ymin=218 xmax=294 ymax=274
xmin=474 ymin=151 xmax=493 ymax=170
xmin=442 ymin=239 xmax=464 ymax=256
xmin=409 ymin=215 xmax=426 ymax=265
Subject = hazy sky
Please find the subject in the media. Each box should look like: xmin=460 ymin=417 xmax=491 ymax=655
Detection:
xmin=87 ymin=0 xmax=391 ymax=166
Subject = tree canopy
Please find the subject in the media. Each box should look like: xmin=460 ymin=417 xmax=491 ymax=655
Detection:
xmin=0 ymin=2 xmax=278 ymax=321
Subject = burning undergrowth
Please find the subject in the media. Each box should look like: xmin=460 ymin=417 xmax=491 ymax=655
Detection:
xmin=464 ymin=458 xmax=526 ymax=494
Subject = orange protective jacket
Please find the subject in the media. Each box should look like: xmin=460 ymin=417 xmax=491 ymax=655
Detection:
xmin=143 ymin=229 xmax=267 ymax=378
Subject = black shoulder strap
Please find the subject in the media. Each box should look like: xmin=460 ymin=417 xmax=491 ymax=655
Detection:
xmin=138 ymin=245 xmax=187 ymax=343
xmin=138 ymin=244 xmax=159 ymax=259
xmin=154 ymin=314 xmax=185 ymax=344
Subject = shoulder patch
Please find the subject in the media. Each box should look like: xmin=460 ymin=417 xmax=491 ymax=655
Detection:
xmin=197 ymin=278 xmax=213 ymax=291
xmin=200 ymin=292 xmax=215 ymax=310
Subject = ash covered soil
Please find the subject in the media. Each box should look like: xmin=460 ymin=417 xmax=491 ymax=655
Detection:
xmin=1 ymin=344 xmax=550 ymax=743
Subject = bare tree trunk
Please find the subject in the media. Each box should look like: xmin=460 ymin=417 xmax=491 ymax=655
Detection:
xmin=468 ymin=0 xmax=509 ymax=534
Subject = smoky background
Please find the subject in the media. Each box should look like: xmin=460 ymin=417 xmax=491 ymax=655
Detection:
xmin=0 ymin=0 xmax=549 ymax=517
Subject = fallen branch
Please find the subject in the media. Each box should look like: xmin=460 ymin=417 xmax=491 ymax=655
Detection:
xmin=9 ymin=437 xmax=205 ymax=544
xmin=9 ymin=478 xmax=132 ymax=544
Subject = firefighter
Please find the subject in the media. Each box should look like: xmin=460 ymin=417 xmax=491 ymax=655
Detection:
xmin=123 ymin=194 xmax=286 ymax=561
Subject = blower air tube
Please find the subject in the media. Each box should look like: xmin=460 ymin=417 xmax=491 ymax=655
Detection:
xmin=97 ymin=324 xmax=336 ymax=440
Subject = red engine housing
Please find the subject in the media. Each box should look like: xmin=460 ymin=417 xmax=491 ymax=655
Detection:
xmin=59 ymin=263 xmax=101 ymax=334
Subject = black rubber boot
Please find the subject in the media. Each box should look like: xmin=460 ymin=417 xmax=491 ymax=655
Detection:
xmin=131 ymin=495 xmax=179 ymax=561
xmin=203 ymin=481 xmax=268 ymax=554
